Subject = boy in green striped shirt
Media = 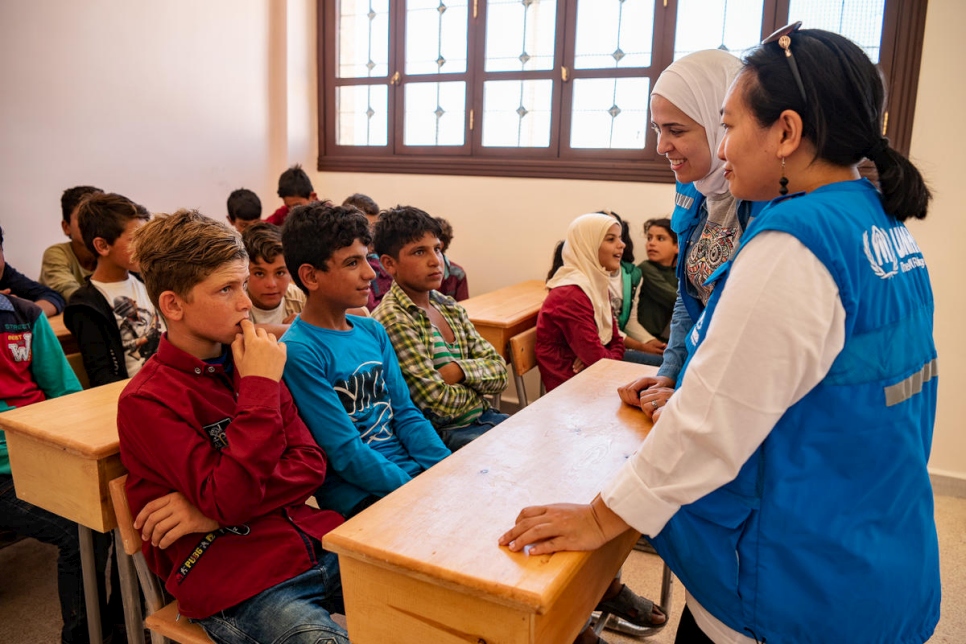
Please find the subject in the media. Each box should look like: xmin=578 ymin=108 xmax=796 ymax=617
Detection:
xmin=372 ymin=206 xmax=509 ymax=450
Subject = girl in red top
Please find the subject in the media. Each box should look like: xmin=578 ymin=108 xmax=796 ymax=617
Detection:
xmin=536 ymin=212 xmax=626 ymax=392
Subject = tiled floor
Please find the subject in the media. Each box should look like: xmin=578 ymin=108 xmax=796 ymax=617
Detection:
xmin=608 ymin=494 xmax=966 ymax=644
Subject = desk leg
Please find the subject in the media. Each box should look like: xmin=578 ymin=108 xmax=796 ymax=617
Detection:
xmin=114 ymin=528 xmax=146 ymax=644
xmin=78 ymin=526 xmax=103 ymax=644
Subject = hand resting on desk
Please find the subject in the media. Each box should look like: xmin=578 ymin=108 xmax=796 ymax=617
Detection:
xmin=499 ymin=494 xmax=631 ymax=556
xmin=617 ymin=375 xmax=674 ymax=420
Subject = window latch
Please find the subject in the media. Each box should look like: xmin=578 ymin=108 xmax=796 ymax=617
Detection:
xmin=561 ymin=66 xmax=569 ymax=82
xmin=391 ymin=71 xmax=401 ymax=86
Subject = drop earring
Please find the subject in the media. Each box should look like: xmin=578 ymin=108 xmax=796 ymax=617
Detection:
xmin=779 ymin=157 xmax=789 ymax=196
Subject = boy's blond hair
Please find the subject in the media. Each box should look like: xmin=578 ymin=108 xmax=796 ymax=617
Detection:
xmin=133 ymin=209 xmax=247 ymax=310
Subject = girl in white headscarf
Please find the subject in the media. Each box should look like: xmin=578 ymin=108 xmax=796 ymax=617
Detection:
xmin=536 ymin=212 xmax=669 ymax=641
xmin=626 ymin=50 xmax=760 ymax=418
xmin=535 ymin=213 xmax=627 ymax=393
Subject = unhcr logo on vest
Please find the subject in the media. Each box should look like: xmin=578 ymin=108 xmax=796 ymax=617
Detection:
xmin=862 ymin=224 xmax=926 ymax=279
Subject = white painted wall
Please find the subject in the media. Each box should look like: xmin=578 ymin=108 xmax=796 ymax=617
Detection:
xmin=1 ymin=0 xmax=962 ymax=481
xmin=904 ymin=0 xmax=966 ymax=480
xmin=0 ymin=0 xmax=278 ymax=270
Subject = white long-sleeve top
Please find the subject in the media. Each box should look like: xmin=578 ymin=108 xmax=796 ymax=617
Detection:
xmin=601 ymin=231 xmax=847 ymax=643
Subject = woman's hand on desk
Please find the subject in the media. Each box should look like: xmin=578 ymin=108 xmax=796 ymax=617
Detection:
xmin=135 ymin=492 xmax=219 ymax=549
xmin=617 ymin=376 xmax=674 ymax=420
xmin=499 ymin=495 xmax=630 ymax=556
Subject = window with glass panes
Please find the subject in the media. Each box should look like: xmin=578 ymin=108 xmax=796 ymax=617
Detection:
xmin=317 ymin=0 xmax=927 ymax=182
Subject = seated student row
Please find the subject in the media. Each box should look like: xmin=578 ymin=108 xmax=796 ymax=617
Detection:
xmin=6 ymin=200 xmax=667 ymax=643
xmin=222 ymin=164 xmax=469 ymax=309
xmin=30 ymin=166 xmax=466 ymax=321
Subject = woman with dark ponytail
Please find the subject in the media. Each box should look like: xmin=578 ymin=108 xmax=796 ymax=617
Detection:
xmin=502 ymin=26 xmax=939 ymax=644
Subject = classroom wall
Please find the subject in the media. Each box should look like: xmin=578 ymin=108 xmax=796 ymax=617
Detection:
xmin=303 ymin=0 xmax=966 ymax=487
xmin=0 ymin=0 xmax=281 ymax=267
xmin=902 ymin=0 xmax=966 ymax=487
xmin=1 ymin=0 xmax=963 ymax=484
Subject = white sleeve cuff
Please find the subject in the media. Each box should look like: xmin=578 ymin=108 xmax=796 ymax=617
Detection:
xmin=601 ymin=452 xmax=681 ymax=538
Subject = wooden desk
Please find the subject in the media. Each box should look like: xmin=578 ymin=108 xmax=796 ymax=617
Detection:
xmin=324 ymin=359 xmax=655 ymax=644
xmin=1 ymin=380 xmax=127 ymax=531
xmin=0 ymin=380 xmax=139 ymax=643
xmin=48 ymin=313 xmax=79 ymax=355
xmin=462 ymin=279 xmax=547 ymax=360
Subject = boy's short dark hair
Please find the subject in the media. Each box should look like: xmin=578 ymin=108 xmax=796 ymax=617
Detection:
xmin=242 ymin=222 xmax=284 ymax=264
xmin=282 ymin=204 xmax=371 ymax=293
xmin=61 ymin=186 xmax=103 ymax=224
xmin=133 ymin=210 xmax=247 ymax=310
xmin=372 ymin=206 xmax=442 ymax=260
xmin=227 ymin=188 xmax=262 ymax=222
xmin=644 ymin=217 xmax=677 ymax=245
xmin=277 ymin=164 xmax=314 ymax=199
xmin=0 ymin=224 xmax=4 ymax=247
xmin=434 ymin=216 xmax=454 ymax=253
xmin=342 ymin=193 xmax=379 ymax=216
xmin=78 ymin=193 xmax=150 ymax=256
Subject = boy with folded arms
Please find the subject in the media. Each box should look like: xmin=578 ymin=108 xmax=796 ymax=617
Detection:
xmin=117 ymin=210 xmax=348 ymax=644
xmin=372 ymin=206 xmax=508 ymax=450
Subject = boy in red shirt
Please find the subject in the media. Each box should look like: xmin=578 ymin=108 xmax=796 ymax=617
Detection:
xmin=117 ymin=210 xmax=348 ymax=644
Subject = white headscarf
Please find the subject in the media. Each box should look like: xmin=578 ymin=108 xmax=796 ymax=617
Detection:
xmin=651 ymin=50 xmax=742 ymax=196
xmin=547 ymin=213 xmax=620 ymax=345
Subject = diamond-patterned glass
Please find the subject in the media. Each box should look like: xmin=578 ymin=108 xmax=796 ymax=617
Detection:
xmin=404 ymin=81 xmax=466 ymax=146
xmin=570 ymin=77 xmax=649 ymax=149
xmin=789 ymin=0 xmax=885 ymax=62
xmin=673 ymin=0 xmax=762 ymax=60
xmin=406 ymin=0 xmax=468 ymax=75
xmin=337 ymin=84 xmax=389 ymax=145
xmin=574 ymin=0 xmax=654 ymax=69
xmin=337 ymin=0 xmax=390 ymax=78
xmin=484 ymin=0 xmax=557 ymax=72
xmin=482 ymin=79 xmax=553 ymax=147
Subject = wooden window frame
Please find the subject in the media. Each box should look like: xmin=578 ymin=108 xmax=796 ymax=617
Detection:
xmin=317 ymin=0 xmax=928 ymax=183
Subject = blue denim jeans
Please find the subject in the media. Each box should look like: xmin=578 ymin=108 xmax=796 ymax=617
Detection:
xmin=623 ymin=349 xmax=663 ymax=367
xmin=195 ymin=550 xmax=349 ymax=644
xmin=439 ymin=407 xmax=509 ymax=451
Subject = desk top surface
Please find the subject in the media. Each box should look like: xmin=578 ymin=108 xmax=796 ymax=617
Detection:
xmin=461 ymin=280 xmax=547 ymax=327
xmin=324 ymin=358 xmax=655 ymax=613
xmin=0 ymin=380 xmax=128 ymax=459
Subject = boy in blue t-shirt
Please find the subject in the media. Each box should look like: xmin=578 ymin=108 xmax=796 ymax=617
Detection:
xmin=280 ymin=203 xmax=450 ymax=517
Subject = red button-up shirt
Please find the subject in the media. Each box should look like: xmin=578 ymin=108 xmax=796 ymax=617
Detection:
xmin=118 ymin=336 xmax=343 ymax=619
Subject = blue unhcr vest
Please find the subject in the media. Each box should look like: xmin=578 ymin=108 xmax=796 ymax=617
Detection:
xmin=670 ymin=182 xmax=707 ymax=325
xmin=670 ymin=182 xmax=767 ymax=328
xmin=649 ymin=180 xmax=940 ymax=643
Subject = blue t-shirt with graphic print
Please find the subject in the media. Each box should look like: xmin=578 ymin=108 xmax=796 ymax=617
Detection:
xmin=282 ymin=314 xmax=450 ymax=515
